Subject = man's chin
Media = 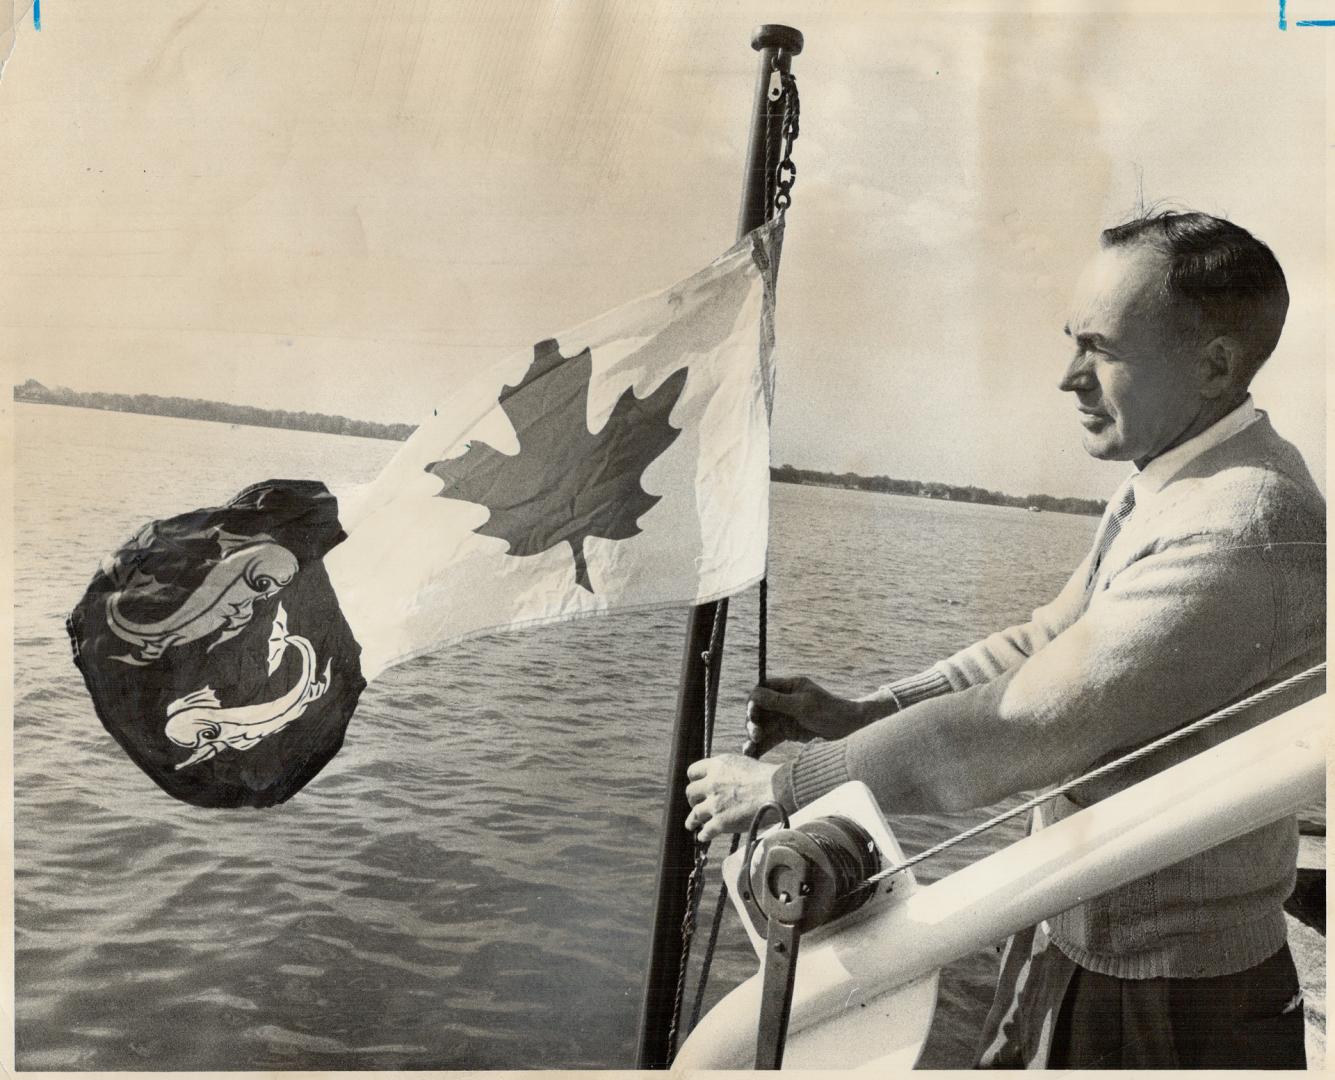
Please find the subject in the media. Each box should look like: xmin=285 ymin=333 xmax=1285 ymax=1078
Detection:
xmin=1080 ymin=432 xmax=1127 ymax=461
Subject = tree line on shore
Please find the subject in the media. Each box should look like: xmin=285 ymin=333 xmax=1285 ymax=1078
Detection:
xmin=771 ymin=464 xmax=1105 ymax=516
xmin=14 ymin=379 xmax=1105 ymax=515
xmin=14 ymin=379 xmax=416 ymax=441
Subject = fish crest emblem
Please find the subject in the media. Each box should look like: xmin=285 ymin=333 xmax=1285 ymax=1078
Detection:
xmin=105 ymin=528 xmax=299 ymax=665
xmin=164 ymin=602 xmax=333 ymax=770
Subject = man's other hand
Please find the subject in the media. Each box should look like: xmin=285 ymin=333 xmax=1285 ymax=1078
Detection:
xmin=746 ymin=675 xmax=873 ymax=755
xmin=684 ymin=754 xmax=782 ymax=842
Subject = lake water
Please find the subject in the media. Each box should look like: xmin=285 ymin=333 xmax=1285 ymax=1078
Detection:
xmin=14 ymin=402 xmax=1102 ymax=1070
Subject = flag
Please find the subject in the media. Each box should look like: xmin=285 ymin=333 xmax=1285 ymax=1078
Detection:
xmin=67 ymin=221 xmax=782 ymax=807
xmin=67 ymin=480 xmax=367 ymax=808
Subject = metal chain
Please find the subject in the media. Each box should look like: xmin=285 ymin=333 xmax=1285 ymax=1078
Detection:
xmin=866 ymin=662 xmax=1327 ymax=886
xmin=773 ymin=66 xmax=799 ymax=211
xmin=665 ymin=602 xmax=729 ymax=1058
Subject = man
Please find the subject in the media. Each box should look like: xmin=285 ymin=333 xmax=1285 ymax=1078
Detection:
xmin=683 ymin=211 xmax=1325 ymax=1069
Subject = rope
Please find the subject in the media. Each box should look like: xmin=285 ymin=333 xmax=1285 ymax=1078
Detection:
xmin=701 ymin=602 xmax=727 ymax=752
xmin=664 ymin=601 xmax=728 ymax=1058
xmin=677 ymin=58 xmax=797 ymax=1048
xmin=688 ymin=845 xmax=732 ymax=1031
xmin=758 ymin=578 xmax=768 ymax=686
xmin=800 ymin=816 xmax=881 ymax=919
xmin=687 ymin=572 xmax=764 ymax=1031
xmin=866 ymin=661 xmax=1327 ymax=885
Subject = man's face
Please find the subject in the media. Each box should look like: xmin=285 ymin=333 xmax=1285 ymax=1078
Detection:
xmin=1061 ymin=244 xmax=1206 ymax=467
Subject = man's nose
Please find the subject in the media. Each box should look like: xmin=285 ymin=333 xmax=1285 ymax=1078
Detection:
xmin=1059 ymin=353 xmax=1095 ymax=393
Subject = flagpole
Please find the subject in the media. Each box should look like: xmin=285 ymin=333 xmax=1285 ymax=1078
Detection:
xmin=635 ymin=23 xmax=803 ymax=1070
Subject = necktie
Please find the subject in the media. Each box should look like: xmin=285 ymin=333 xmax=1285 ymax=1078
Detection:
xmin=1086 ymin=483 xmax=1136 ymax=592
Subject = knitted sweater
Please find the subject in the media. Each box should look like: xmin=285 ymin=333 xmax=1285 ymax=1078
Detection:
xmin=774 ymin=408 xmax=1325 ymax=979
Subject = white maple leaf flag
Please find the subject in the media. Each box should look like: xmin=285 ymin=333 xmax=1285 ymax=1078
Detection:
xmin=326 ymin=220 xmax=782 ymax=679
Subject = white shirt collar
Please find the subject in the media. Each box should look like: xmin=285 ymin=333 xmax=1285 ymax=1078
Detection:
xmin=1133 ymin=396 xmax=1260 ymax=496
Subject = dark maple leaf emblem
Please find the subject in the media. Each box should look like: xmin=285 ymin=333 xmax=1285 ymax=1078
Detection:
xmin=425 ymin=339 xmax=688 ymax=592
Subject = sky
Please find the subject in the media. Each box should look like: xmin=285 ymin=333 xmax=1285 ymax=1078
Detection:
xmin=1 ymin=0 xmax=1327 ymax=499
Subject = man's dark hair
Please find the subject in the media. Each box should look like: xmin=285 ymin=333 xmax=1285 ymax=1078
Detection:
xmin=1100 ymin=210 xmax=1289 ymax=384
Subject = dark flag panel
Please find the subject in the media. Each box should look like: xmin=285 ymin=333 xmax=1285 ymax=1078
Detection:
xmin=67 ymin=479 xmax=366 ymax=808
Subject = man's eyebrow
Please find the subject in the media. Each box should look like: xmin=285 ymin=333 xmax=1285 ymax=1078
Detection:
xmin=1064 ymin=327 xmax=1109 ymax=348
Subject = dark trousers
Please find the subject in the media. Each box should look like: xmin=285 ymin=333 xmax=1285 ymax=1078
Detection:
xmin=1047 ymin=944 xmax=1307 ymax=1069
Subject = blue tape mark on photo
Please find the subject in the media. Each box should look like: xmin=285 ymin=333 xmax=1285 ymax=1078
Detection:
xmin=1281 ymin=0 xmax=1335 ymax=26
xmin=33 ymin=0 xmax=40 ymax=31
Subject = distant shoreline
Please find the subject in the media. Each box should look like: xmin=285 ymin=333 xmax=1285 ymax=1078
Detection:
xmin=14 ymin=380 xmax=1106 ymax=516
xmin=771 ymin=466 xmax=1105 ymax=516
xmin=14 ymin=379 xmax=416 ymax=442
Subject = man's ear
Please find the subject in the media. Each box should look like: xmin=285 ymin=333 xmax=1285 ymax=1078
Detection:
xmin=1196 ymin=335 xmax=1246 ymax=398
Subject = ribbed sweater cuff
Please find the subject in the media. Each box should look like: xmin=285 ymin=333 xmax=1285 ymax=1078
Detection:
xmin=786 ymin=738 xmax=853 ymax=809
xmin=878 ymin=666 xmax=954 ymax=709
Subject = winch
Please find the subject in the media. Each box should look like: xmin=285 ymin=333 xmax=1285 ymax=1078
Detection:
xmin=716 ymin=782 xmax=924 ymax=1068
xmin=737 ymin=805 xmax=882 ymax=1068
